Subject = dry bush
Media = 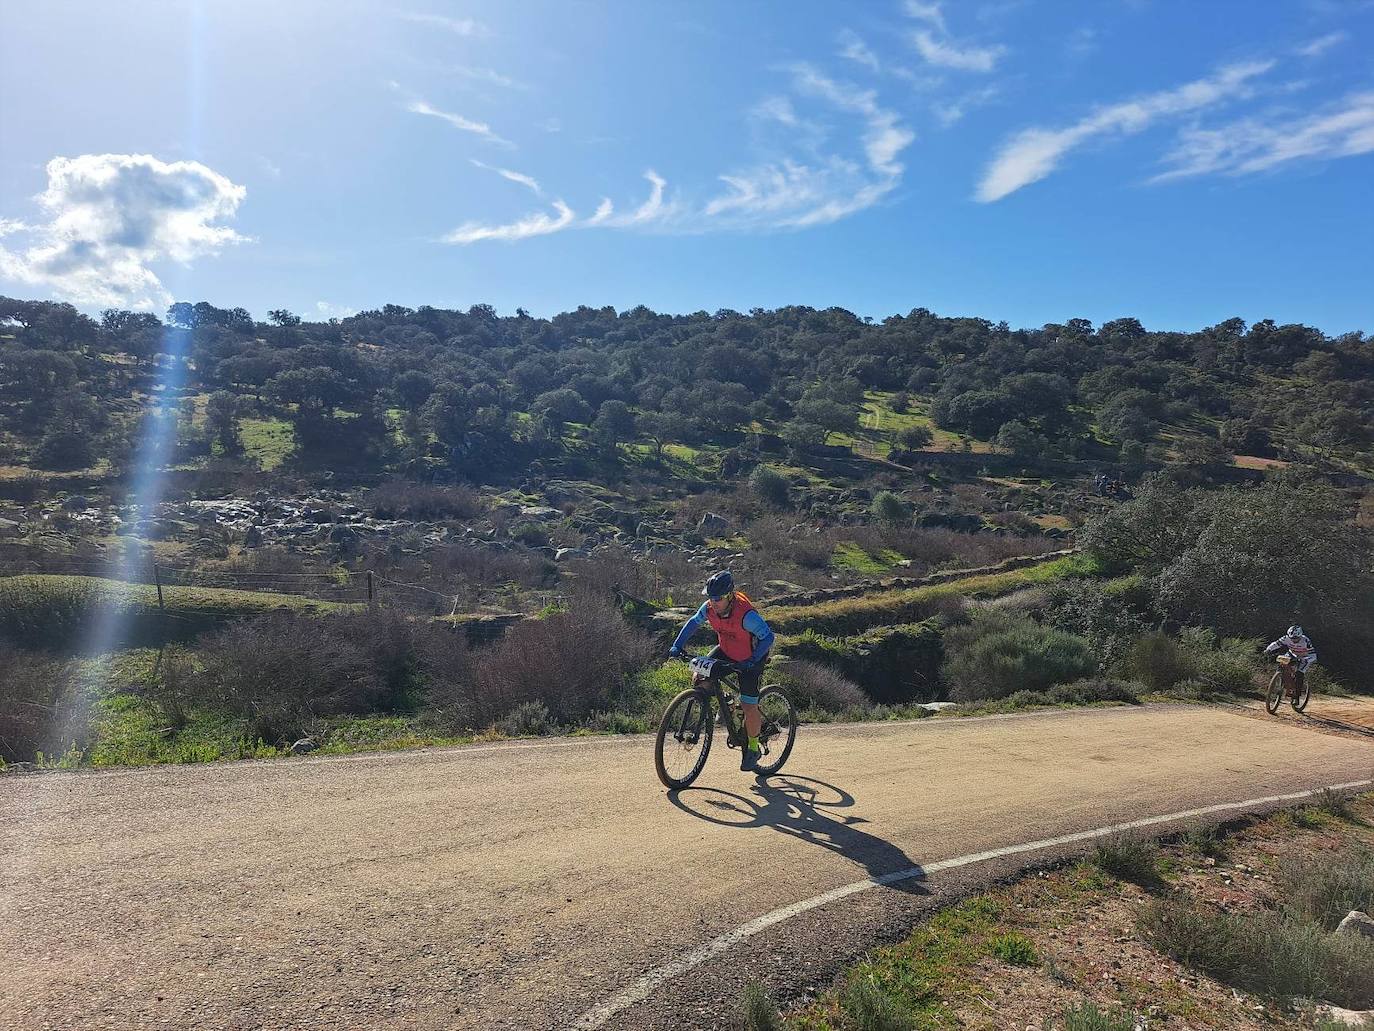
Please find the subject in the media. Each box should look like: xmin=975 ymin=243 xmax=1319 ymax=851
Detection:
xmin=0 ymin=644 xmax=84 ymax=762
xmin=564 ymin=546 xmax=700 ymax=605
xmin=476 ymin=598 xmax=654 ymax=723
xmin=413 ymin=626 xmax=484 ymax=732
xmin=366 ymin=480 xmax=484 ymax=521
xmin=214 ymin=547 xmax=313 ymax=576
xmin=775 ymin=659 xmax=868 ymax=714
xmin=950 ymin=482 xmax=995 ymax=513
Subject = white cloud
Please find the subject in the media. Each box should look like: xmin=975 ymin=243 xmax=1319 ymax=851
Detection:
xmin=0 ymin=153 xmax=247 ymax=309
xmin=405 ymin=98 xmax=512 ymax=146
xmin=933 ymin=84 xmax=1000 ymax=127
xmin=838 ymin=29 xmax=881 ymax=72
xmin=911 ymin=29 xmax=1006 ymax=72
xmin=315 ymin=301 xmax=357 ymax=320
xmin=443 ymin=200 xmax=575 ymax=243
xmin=1296 ymin=31 xmax=1348 ymax=58
xmin=903 ymin=0 xmax=946 ymax=31
xmin=976 ymin=59 xmax=1274 ymax=201
xmin=399 ymin=12 xmax=486 ymax=36
xmin=752 ymin=95 xmax=801 ymax=126
xmin=440 ymin=66 xmax=914 ymax=240
xmin=1153 ymin=91 xmax=1374 ymax=181
xmin=470 ymin=159 xmax=541 ymax=195
xmin=447 ymin=65 xmax=525 ymax=90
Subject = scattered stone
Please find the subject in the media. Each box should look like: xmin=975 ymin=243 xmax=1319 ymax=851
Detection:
xmin=1317 ymin=1005 xmax=1374 ymax=1027
xmin=519 ymin=506 xmax=561 ymax=521
xmin=1 ymin=762 xmax=36 ymax=774
xmin=554 ymin=548 xmax=589 ymax=562
xmin=1337 ymin=911 xmax=1374 ymax=940
xmin=697 ymin=512 xmax=732 ymax=535
xmin=61 ymin=495 xmax=91 ymax=511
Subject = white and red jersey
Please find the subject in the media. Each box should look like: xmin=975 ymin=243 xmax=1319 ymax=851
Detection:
xmin=1267 ymin=633 xmax=1315 ymax=658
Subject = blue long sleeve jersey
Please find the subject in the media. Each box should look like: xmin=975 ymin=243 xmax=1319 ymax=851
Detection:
xmin=671 ymin=604 xmax=775 ymax=667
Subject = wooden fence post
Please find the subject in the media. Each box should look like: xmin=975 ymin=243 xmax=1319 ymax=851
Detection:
xmin=153 ymin=563 xmax=165 ymax=611
xmin=367 ymin=569 xmax=375 ymax=610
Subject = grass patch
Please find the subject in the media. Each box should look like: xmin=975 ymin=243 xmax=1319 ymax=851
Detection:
xmin=0 ymin=574 xmax=346 ymax=649
xmin=1060 ymin=1000 xmax=1137 ymax=1030
xmin=830 ymin=540 xmax=904 ymax=576
xmin=1090 ymin=833 xmax=1162 ymax=886
xmin=988 ymin=931 xmax=1039 ymax=966
xmin=239 ymin=417 xmax=293 ymax=470
xmin=768 ymin=553 xmax=1097 ymax=635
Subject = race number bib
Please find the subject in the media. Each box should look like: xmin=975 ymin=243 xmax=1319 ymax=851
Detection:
xmin=689 ymin=656 xmax=717 ymax=678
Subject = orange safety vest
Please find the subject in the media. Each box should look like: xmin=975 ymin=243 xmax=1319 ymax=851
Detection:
xmin=705 ymin=591 xmax=759 ymax=663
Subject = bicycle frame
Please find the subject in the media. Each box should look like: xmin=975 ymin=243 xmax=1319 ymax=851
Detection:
xmin=691 ymin=670 xmax=748 ymax=748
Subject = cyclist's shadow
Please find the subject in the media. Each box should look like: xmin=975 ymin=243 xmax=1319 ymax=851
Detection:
xmin=667 ymin=775 xmax=926 ymax=889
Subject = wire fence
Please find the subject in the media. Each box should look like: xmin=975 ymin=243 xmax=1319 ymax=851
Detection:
xmin=0 ymin=554 xmax=567 ymax=618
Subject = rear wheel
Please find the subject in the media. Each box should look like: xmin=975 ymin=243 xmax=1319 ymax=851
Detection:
xmin=655 ymin=689 xmax=713 ymax=790
xmin=1291 ymin=676 xmax=1312 ymax=713
xmin=1265 ymin=671 xmax=1284 ymax=715
xmin=752 ymin=686 xmax=797 ymax=777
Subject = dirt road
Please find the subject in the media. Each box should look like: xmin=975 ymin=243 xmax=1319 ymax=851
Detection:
xmin=4 ymin=703 xmax=1373 ymax=1030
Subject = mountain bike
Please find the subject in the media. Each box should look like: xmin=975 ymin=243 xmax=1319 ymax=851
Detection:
xmin=654 ymin=652 xmax=797 ymax=790
xmin=1265 ymin=653 xmax=1311 ymax=714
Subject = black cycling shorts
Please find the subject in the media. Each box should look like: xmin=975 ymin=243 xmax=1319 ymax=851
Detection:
xmin=707 ymin=646 xmax=763 ymax=702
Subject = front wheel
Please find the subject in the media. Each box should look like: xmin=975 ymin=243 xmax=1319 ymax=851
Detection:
xmin=1265 ymin=671 xmax=1284 ymax=715
xmin=1291 ymin=677 xmax=1312 ymax=713
xmin=752 ymin=685 xmax=798 ymax=777
xmin=655 ymin=689 xmax=713 ymax=790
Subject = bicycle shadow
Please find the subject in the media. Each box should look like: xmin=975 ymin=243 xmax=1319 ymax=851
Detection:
xmin=667 ymin=775 xmax=927 ymax=890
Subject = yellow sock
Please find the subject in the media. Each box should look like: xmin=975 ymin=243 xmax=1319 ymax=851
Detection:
xmin=748 ymin=736 xmax=760 ymax=751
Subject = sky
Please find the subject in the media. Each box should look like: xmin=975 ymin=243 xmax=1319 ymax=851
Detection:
xmin=1 ymin=0 xmax=1372 ymax=334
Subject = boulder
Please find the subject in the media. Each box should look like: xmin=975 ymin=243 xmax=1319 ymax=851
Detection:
xmin=243 ymin=525 xmax=263 ymax=547
xmin=1315 ymin=1005 xmax=1374 ymax=1028
xmin=555 ymin=547 xmax=590 ymax=562
xmin=698 ymin=511 xmax=732 ymax=535
xmin=1337 ymin=911 xmax=1374 ymax=940
xmin=290 ymin=738 xmax=317 ymax=755
xmin=61 ymin=495 xmax=91 ymax=511
xmin=0 ymin=517 xmax=21 ymax=536
xmin=519 ymin=505 xmax=562 ymax=521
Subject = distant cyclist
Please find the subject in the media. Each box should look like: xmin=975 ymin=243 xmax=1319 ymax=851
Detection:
xmin=1265 ymin=625 xmax=1318 ymax=696
xmin=668 ymin=571 xmax=775 ymax=772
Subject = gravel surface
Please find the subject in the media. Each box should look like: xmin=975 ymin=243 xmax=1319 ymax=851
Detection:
xmin=4 ymin=703 xmax=1372 ymax=1030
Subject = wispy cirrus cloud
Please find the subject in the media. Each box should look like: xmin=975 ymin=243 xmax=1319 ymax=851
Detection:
xmin=976 ymin=59 xmax=1274 ymax=201
xmin=443 ymin=199 xmax=575 ymax=244
xmin=934 ymin=84 xmax=1001 ymax=127
xmin=439 ymin=51 xmax=914 ymax=243
xmin=838 ymin=29 xmax=881 ymax=72
xmin=447 ymin=65 xmax=526 ymax=90
xmin=470 ymin=159 xmax=541 ymax=195
xmin=903 ymin=0 xmax=946 ymax=31
xmin=1296 ymin=31 xmax=1349 ymax=58
xmin=1153 ymin=91 xmax=1374 ymax=181
xmin=911 ymin=29 xmax=1006 ymax=72
xmin=441 ymin=171 xmax=672 ymax=243
xmin=0 ymin=153 xmax=247 ymax=309
xmin=399 ymin=12 xmax=486 ymax=37
xmin=405 ymin=97 xmax=512 ymax=146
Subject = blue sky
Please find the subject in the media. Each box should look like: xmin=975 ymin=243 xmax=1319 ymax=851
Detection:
xmin=1 ymin=0 xmax=1372 ymax=333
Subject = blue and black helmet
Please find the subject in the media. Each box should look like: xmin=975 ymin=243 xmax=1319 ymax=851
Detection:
xmin=703 ymin=570 xmax=735 ymax=599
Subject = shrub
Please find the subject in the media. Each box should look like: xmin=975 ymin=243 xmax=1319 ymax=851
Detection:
xmin=782 ymin=620 xmax=946 ymax=704
xmin=870 ymin=490 xmax=910 ymax=526
xmin=988 ymin=932 xmax=1038 ymax=965
xmin=775 ymin=659 xmax=869 ymax=714
xmin=1123 ymin=633 xmax=1196 ymax=692
xmin=943 ymin=611 xmax=1097 ymax=702
xmin=1278 ymin=847 xmax=1374 ymax=930
xmin=1061 ymin=1000 xmax=1137 ymax=1031
xmin=366 ymin=480 xmax=483 ymax=521
xmin=1091 ymin=833 xmax=1161 ymax=885
xmin=497 ymin=700 xmax=555 ymax=737
xmin=1181 ymin=822 xmax=1227 ymax=860
xmin=896 ymin=424 xmax=932 ymax=449
xmin=0 ymin=645 xmax=85 ymax=763
xmin=738 ymin=983 xmax=781 ymax=1031
xmin=749 ymin=465 xmax=791 ymax=508
xmin=476 ymin=598 xmax=654 ymax=724
xmin=1046 ymin=678 xmax=1141 ymax=705
xmin=1139 ymin=899 xmax=1374 ymax=1007
xmin=510 ymin=521 xmax=551 ymax=547
xmin=841 ymin=976 xmax=914 ymax=1031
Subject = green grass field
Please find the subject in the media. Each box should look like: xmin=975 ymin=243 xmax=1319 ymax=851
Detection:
xmin=238 ymin=417 xmax=294 ymax=470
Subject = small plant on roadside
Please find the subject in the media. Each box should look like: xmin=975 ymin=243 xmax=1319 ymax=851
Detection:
xmin=738 ymin=982 xmax=781 ymax=1031
xmin=1056 ymin=999 xmax=1137 ymax=1031
xmin=1091 ymin=832 xmax=1161 ymax=886
xmin=988 ymin=932 xmax=1038 ymax=966
xmin=496 ymin=700 xmax=556 ymax=737
xmin=1181 ymin=822 xmax=1227 ymax=860
xmin=1315 ymin=787 xmax=1353 ymax=820
xmin=841 ymin=976 xmax=914 ymax=1031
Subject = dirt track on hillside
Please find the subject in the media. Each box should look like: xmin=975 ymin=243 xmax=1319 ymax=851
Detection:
xmin=4 ymin=703 xmax=1373 ymax=1030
